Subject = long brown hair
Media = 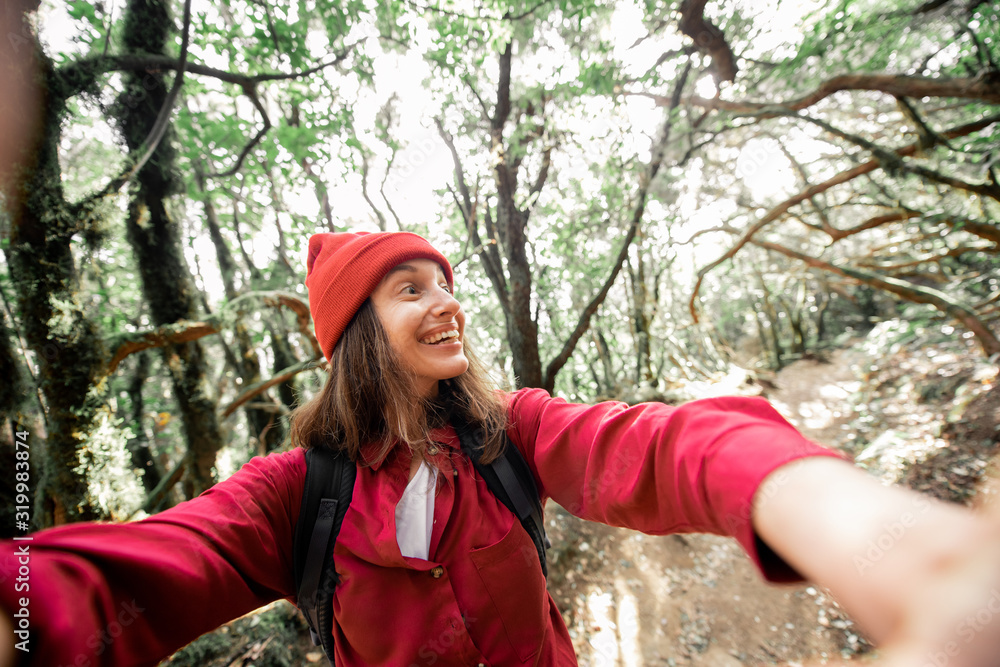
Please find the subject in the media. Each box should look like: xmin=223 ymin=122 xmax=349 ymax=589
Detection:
xmin=289 ymin=299 xmax=509 ymax=464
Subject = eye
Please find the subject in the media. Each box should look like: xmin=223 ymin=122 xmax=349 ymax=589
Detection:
xmin=404 ymin=285 xmax=418 ymax=295
xmin=440 ymin=284 xmax=452 ymax=294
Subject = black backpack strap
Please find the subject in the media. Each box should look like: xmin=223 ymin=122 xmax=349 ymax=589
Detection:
xmin=454 ymin=421 xmax=550 ymax=577
xmin=293 ymin=447 xmax=356 ymax=665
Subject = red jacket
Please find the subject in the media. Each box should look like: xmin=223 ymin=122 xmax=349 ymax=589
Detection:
xmin=0 ymin=389 xmax=840 ymax=666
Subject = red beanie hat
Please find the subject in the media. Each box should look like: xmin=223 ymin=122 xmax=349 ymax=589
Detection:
xmin=306 ymin=231 xmax=454 ymax=361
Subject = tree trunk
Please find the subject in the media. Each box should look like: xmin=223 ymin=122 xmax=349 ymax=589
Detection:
xmin=491 ymin=43 xmax=542 ymax=388
xmin=0 ymin=307 xmax=30 ymax=426
xmin=123 ymin=351 xmax=164 ymax=498
xmin=197 ymin=170 xmax=282 ymax=452
xmin=268 ymin=322 xmax=299 ymax=417
xmin=6 ymin=52 xmax=105 ymax=525
xmin=630 ymin=233 xmax=654 ymax=386
xmin=754 ymin=270 xmax=785 ymax=370
xmin=117 ymin=0 xmax=223 ymax=497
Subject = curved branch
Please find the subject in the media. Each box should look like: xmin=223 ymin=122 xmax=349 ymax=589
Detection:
xmin=542 ymin=214 xmax=639 ymax=391
xmin=666 ymin=75 xmax=1000 ymax=114
xmin=107 ymin=319 xmax=221 ymax=374
xmin=107 ymin=291 xmax=320 ymax=373
xmin=687 ymin=113 xmax=1000 ymax=321
xmin=221 ymin=355 xmax=324 ymax=418
xmin=224 ymin=290 xmax=322 ymax=358
xmin=754 ymin=240 xmax=1000 ymax=357
xmin=203 ymin=86 xmax=271 ymax=179
xmin=129 ymin=0 xmax=192 ymax=178
xmin=789 ymin=111 xmax=1000 ymax=202
xmin=75 ymin=0 xmax=193 ymax=204
xmin=68 ymin=51 xmax=348 ymax=205
xmin=59 ymin=51 xmax=350 ymax=95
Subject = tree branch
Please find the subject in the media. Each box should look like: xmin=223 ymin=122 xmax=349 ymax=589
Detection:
xmin=129 ymin=0 xmax=192 ymax=178
xmin=225 ymin=290 xmax=321 ymax=358
xmin=202 ymin=86 xmax=271 ymax=179
xmin=677 ymin=0 xmax=737 ymax=82
xmin=361 ymin=152 xmax=388 ymax=230
xmin=632 ymin=75 xmax=1000 ymax=114
xmin=437 ymin=118 xmax=510 ymax=312
xmin=528 ymin=145 xmax=552 ymax=200
xmin=542 ymin=62 xmax=692 ymax=390
xmin=462 ymin=75 xmax=491 ymax=121
xmin=106 ymin=290 xmax=320 ymax=373
xmin=753 ymin=239 xmax=1000 ymax=357
xmin=790 ymin=110 xmax=1000 ymax=202
xmin=687 ymin=113 xmax=1000 ymax=321
xmin=107 ymin=319 xmax=222 ymax=375
xmin=73 ymin=0 xmax=193 ymax=203
xmin=67 ymin=50 xmax=349 ymax=206
xmin=221 ymin=355 xmax=323 ymax=418
xmin=59 ymin=50 xmax=350 ymax=93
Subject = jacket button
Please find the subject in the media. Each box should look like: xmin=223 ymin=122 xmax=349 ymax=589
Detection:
xmin=430 ymin=566 xmax=444 ymax=578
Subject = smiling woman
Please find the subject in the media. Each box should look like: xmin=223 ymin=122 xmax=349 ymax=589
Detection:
xmin=370 ymin=258 xmax=469 ymax=398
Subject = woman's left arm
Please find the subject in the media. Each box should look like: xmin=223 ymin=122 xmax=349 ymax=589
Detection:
xmin=753 ymin=457 xmax=1000 ymax=665
xmin=509 ymin=388 xmax=1000 ymax=664
xmin=507 ymin=388 xmax=845 ymax=579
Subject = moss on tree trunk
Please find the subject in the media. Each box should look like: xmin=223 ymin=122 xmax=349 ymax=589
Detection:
xmin=6 ymin=53 xmax=106 ymax=525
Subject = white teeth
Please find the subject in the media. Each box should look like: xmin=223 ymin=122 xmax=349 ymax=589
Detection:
xmin=420 ymin=330 xmax=459 ymax=345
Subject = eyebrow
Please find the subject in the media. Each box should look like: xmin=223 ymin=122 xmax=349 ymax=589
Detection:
xmin=384 ymin=263 xmax=446 ymax=281
xmin=385 ymin=264 xmax=419 ymax=277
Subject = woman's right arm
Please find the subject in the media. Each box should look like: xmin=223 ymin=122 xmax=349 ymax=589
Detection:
xmin=0 ymin=447 xmax=307 ymax=667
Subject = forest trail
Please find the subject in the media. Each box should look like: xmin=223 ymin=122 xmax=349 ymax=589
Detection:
xmin=546 ymin=347 xmax=871 ymax=667
xmin=764 ymin=348 xmax=867 ymax=448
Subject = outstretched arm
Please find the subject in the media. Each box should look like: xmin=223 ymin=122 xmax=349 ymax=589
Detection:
xmin=754 ymin=457 xmax=1000 ymax=666
xmin=0 ymin=447 xmax=307 ymax=667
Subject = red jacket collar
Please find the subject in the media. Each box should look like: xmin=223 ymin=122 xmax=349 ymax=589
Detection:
xmin=358 ymin=426 xmax=460 ymax=471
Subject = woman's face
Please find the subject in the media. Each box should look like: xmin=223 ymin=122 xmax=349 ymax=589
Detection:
xmin=371 ymin=258 xmax=468 ymax=398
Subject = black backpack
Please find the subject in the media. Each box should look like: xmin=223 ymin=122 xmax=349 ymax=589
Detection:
xmin=291 ymin=420 xmax=550 ymax=665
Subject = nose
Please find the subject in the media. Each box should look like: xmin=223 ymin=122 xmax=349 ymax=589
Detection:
xmin=430 ymin=284 xmax=461 ymax=315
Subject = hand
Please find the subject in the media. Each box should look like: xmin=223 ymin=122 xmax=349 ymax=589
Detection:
xmin=754 ymin=458 xmax=1000 ymax=667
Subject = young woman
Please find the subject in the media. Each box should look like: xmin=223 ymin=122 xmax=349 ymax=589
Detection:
xmin=1 ymin=230 xmax=1000 ymax=667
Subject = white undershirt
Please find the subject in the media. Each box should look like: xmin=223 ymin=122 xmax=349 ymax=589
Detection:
xmin=395 ymin=461 xmax=436 ymax=560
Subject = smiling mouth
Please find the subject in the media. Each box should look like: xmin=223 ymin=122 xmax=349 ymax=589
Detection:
xmin=420 ymin=330 xmax=460 ymax=345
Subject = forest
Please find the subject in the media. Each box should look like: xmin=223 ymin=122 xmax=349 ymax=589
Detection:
xmin=0 ymin=0 xmax=998 ymax=662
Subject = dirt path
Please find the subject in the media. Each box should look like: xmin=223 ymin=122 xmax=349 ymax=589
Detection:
xmin=764 ymin=348 xmax=867 ymax=449
xmin=547 ymin=349 xmax=870 ymax=666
